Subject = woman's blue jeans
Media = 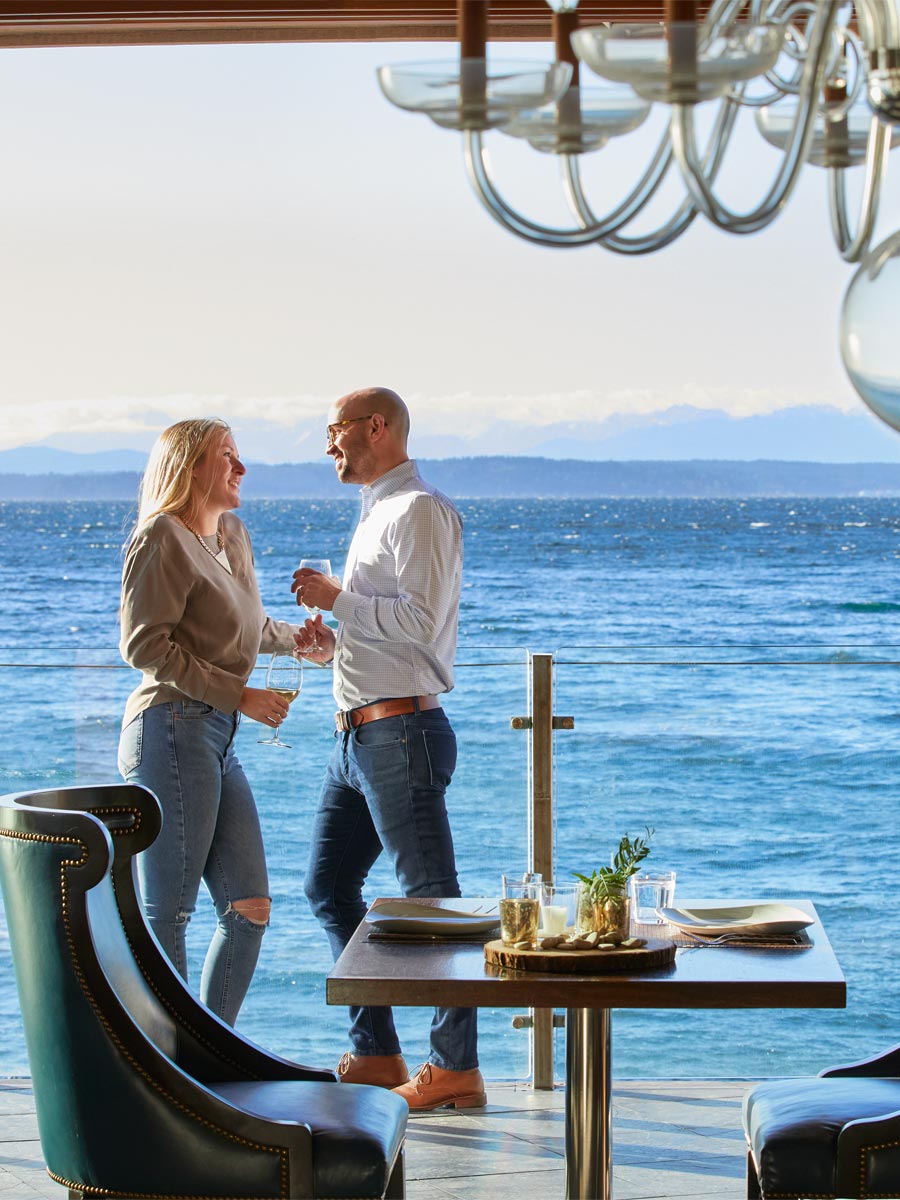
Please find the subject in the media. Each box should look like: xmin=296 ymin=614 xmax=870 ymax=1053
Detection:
xmin=304 ymin=707 xmax=478 ymax=1072
xmin=118 ymin=700 xmax=269 ymax=1026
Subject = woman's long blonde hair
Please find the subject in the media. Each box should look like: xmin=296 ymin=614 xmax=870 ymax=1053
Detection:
xmin=132 ymin=417 xmax=231 ymax=537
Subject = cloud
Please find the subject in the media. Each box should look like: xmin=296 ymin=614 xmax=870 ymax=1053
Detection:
xmin=0 ymin=383 xmax=858 ymax=453
xmin=404 ymin=383 xmax=858 ymax=431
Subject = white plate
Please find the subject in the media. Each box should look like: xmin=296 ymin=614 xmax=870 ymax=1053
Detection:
xmin=658 ymin=903 xmax=813 ymax=937
xmin=366 ymin=899 xmax=500 ymax=936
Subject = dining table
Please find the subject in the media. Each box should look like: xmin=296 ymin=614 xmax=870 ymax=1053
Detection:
xmin=327 ymin=897 xmax=846 ymax=1200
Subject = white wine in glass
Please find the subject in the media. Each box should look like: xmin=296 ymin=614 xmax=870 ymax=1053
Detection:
xmin=298 ymin=557 xmax=332 ymax=651
xmin=257 ymin=652 xmax=303 ymax=748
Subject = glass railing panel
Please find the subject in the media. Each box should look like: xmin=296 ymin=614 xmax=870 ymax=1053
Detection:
xmin=552 ymin=645 xmax=900 ymax=1080
xmin=0 ymin=648 xmax=532 ymax=1081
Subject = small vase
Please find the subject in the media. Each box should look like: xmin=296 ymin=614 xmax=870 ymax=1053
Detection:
xmin=575 ymin=882 xmax=630 ymax=940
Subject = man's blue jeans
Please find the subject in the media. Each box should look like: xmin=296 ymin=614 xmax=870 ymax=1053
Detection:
xmin=118 ymin=700 xmax=269 ymax=1026
xmin=304 ymin=707 xmax=478 ymax=1071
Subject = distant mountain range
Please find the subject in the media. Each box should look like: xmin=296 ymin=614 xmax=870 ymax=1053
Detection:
xmin=6 ymin=402 xmax=900 ymax=468
xmin=406 ymin=405 xmax=900 ymax=463
xmin=0 ymin=447 xmax=151 ymax=475
xmin=4 ymin=402 xmax=900 ymax=497
xmin=6 ymin=453 xmax=900 ymax=498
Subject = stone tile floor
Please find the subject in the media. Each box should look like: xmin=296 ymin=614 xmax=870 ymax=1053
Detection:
xmin=0 ymin=1077 xmax=750 ymax=1199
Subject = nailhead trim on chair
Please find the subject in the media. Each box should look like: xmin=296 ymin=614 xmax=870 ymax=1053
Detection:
xmin=92 ymin=806 xmax=144 ymax=837
xmin=859 ymin=1138 xmax=900 ymax=1199
xmin=750 ymin=1137 xmax=900 ymax=1200
xmin=47 ymin=1169 xmax=272 ymax=1199
xmin=47 ymin=1177 xmax=395 ymax=1200
xmin=97 ymin=804 xmax=264 ymax=1080
xmin=0 ymin=826 xmax=292 ymax=1199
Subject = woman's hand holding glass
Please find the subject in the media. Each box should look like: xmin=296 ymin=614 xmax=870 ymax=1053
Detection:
xmin=293 ymin=617 xmax=336 ymax=664
xmin=239 ymin=685 xmax=290 ymax=728
xmin=256 ymin=653 xmax=303 ymax=748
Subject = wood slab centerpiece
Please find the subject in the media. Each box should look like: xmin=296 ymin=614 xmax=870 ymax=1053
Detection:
xmin=484 ymin=932 xmax=676 ymax=974
xmin=487 ymin=828 xmax=674 ymax=972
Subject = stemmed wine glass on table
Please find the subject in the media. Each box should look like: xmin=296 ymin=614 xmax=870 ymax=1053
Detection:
xmin=297 ymin=558 xmax=332 ymax=653
xmin=257 ymin=652 xmax=303 ymax=748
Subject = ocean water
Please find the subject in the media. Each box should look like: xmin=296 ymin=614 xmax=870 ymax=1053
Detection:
xmin=1 ymin=494 xmax=900 ymax=1081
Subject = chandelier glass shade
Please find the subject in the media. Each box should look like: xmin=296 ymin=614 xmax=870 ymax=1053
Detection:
xmin=569 ymin=21 xmax=784 ymax=105
xmin=376 ymin=59 xmax=573 ymax=131
xmin=756 ymin=95 xmax=900 ymax=168
xmin=500 ymin=84 xmax=651 ymax=154
xmin=841 ymin=231 xmax=900 ymax=430
xmin=377 ymin=0 xmax=900 ymax=435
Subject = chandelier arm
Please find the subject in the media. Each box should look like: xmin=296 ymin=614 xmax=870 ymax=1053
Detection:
xmin=560 ymin=130 xmax=675 ymax=232
xmin=829 ymin=117 xmax=892 ymax=263
xmin=703 ymin=0 xmax=752 ymax=41
xmin=600 ymin=206 xmax=701 ymax=255
xmin=596 ymin=94 xmax=742 ymax=255
xmin=561 ymin=152 xmax=694 ymax=252
xmin=560 ymin=25 xmax=741 ymax=237
xmin=856 ymin=0 xmax=900 ymax=48
xmin=670 ymin=1 xmax=839 ymax=234
xmin=462 ymin=132 xmax=623 ymax=246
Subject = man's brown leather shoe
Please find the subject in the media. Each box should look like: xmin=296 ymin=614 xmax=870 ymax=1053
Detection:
xmin=391 ymin=1063 xmax=487 ymax=1111
xmin=336 ymin=1052 xmax=410 ymax=1089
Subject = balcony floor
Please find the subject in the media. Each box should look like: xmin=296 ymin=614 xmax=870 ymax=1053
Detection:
xmin=0 ymin=1077 xmax=750 ymax=1199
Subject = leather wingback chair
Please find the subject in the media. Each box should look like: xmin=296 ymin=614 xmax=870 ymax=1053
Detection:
xmin=0 ymin=783 xmax=408 ymax=1199
xmin=743 ymin=1044 xmax=900 ymax=1199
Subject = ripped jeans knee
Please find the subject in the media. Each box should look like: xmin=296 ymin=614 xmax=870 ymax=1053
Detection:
xmin=221 ymin=895 xmax=271 ymax=931
xmin=203 ymin=896 xmax=271 ymax=1025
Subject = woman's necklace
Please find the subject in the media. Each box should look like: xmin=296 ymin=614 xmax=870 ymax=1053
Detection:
xmin=181 ymin=517 xmax=225 ymax=559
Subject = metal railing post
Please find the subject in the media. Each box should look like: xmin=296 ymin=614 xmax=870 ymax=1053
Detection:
xmin=510 ymin=652 xmax=575 ymax=1089
xmin=530 ymin=653 xmax=555 ymax=1089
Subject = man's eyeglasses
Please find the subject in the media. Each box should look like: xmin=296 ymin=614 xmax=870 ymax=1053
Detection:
xmin=326 ymin=414 xmax=375 ymax=447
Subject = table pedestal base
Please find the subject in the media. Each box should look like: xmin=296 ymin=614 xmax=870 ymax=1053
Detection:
xmin=565 ymin=1007 xmax=612 ymax=1200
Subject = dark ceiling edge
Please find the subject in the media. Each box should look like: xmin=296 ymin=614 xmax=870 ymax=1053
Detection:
xmin=0 ymin=3 xmax=724 ymax=48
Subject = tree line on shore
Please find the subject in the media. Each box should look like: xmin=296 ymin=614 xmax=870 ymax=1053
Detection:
xmin=5 ymin=457 xmax=900 ymax=499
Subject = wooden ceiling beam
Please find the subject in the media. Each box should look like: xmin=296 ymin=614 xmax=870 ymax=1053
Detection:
xmin=0 ymin=2 xmax=730 ymax=48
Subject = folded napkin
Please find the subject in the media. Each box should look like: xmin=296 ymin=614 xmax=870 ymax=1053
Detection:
xmin=366 ymin=928 xmax=496 ymax=944
xmin=671 ymin=929 xmax=812 ymax=950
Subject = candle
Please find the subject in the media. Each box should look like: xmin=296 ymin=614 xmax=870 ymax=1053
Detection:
xmin=541 ymin=904 xmax=568 ymax=935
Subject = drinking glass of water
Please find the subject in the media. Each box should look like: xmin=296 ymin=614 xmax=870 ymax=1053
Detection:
xmin=629 ymin=870 xmax=676 ymax=924
xmin=257 ymin=652 xmax=302 ymax=748
xmin=298 ymin=557 xmax=332 ymax=651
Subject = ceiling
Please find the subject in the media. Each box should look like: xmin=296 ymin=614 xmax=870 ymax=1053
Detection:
xmin=0 ymin=3 xmax=729 ymax=48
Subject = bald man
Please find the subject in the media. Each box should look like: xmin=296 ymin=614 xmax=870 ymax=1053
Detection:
xmin=292 ymin=387 xmax=483 ymax=1112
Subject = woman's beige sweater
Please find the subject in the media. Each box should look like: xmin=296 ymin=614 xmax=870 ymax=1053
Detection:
xmin=120 ymin=511 xmax=296 ymax=728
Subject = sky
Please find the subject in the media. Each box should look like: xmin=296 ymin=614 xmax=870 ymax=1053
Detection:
xmin=0 ymin=32 xmax=899 ymax=461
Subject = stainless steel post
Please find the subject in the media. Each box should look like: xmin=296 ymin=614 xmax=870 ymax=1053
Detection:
xmin=565 ymin=1007 xmax=612 ymax=1200
xmin=530 ymin=653 xmax=554 ymax=1089
xmin=512 ymin=653 xmax=574 ymax=1090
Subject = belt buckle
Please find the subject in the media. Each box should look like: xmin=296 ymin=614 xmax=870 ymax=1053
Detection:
xmin=335 ymin=710 xmax=353 ymax=733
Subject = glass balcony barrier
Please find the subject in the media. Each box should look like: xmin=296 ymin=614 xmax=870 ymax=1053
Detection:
xmin=0 ymin=644 xmax=896 ymax=1086
xmin=0 ymin=645 xmax=531 ymax=1080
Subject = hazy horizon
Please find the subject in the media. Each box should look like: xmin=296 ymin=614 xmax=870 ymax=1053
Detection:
xmin=0 ymin=38 xmax=898 ymax=461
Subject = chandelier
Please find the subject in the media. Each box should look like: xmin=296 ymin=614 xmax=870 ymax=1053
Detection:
xmin=377 ymin=1 xmax=900 ymax=435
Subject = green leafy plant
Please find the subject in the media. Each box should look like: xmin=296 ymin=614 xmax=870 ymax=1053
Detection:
xmin=574 ymin=828 xmax=654 ymax=904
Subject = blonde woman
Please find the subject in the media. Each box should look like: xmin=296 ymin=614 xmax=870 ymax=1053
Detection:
xmin=118 ymin=418 xmax=295 ymax=1024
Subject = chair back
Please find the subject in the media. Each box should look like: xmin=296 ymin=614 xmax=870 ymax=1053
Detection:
xmin=0 ymin=784 xmax=291 ymax=1196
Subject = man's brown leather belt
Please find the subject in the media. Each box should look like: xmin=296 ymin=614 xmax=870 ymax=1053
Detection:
xmin=334 ymin=695 xmax=441 ymax=732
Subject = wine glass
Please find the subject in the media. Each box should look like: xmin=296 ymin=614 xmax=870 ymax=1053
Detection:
xmin=298 ymin=557 xmax=332 ymax=652
xmin=257 ymin=652 xmax=302 ymax=748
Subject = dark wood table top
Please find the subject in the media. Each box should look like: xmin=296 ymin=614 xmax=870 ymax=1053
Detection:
xmin=327 ymin=898 xmax=846 ymax=1011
